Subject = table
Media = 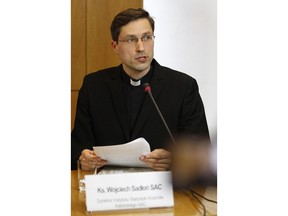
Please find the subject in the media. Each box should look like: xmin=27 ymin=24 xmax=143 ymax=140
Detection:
xmin=71 ymin=171 xmax=217 ymax=215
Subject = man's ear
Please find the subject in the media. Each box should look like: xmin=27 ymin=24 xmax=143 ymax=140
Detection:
xmin=111 ymin=40 xmax=119 ymax=54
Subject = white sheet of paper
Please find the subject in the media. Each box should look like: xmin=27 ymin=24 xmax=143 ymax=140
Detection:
xmin=93 ymin=137 xmax=151 ymax=167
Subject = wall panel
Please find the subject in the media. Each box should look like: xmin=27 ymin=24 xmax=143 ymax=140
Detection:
xmin=71 ymin=0 xmax=86 ymax=90
xmin=71 ymin=0 xmax=143 ymax=129
xmin=86 ymin=0 xmax=143 ymax=73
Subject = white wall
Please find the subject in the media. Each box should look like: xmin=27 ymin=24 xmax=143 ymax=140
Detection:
xmin=144 ymin=0 xmax=217 ymax=144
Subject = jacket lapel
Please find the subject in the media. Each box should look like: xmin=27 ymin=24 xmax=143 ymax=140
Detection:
xmin=109 ymin=67 xmax=130 ymax=141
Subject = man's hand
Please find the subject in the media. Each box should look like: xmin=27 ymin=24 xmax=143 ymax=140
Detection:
xmin=139 ymin=149 xmax=172 ymax=171
xmin=79 ymin=149 xmax=107 ymax=170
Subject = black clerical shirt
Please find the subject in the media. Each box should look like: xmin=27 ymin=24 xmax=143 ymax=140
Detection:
xmin=121 ymin=66 xmax=153 ymax=138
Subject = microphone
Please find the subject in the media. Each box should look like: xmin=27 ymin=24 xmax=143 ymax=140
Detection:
xmin=143 ymin=83 xmax=176 ymax=145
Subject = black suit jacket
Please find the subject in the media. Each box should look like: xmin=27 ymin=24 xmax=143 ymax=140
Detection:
xmin=71 ymin=59 xmax=209 ymax=169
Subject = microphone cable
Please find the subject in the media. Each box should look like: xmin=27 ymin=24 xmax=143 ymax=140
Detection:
xmin=189 ymin=189 xmax=217 ymax=216
xmin=190 ymin=189 xmax=217 ymax=204
xmin=190 ymin=190 xmax=207 ymax=216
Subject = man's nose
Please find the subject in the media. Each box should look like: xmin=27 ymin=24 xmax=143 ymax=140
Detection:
xmin=135 ymin=39 xmax=145 ymax=52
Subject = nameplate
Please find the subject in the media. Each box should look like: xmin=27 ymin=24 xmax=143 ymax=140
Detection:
xmin=85 ymin=171 xmax=174 ymax=212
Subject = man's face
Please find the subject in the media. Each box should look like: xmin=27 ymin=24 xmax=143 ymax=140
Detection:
xmin=111 ymin=18 xmax=154 ymax=78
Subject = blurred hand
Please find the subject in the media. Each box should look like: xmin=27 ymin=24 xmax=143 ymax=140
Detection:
xmin=79 ymin=149 xmax=107 ymax=170
xmin=170 ymin=137 xmax=211 ymax=187
xmin=139 ymin=149 xmax=172 ymax=171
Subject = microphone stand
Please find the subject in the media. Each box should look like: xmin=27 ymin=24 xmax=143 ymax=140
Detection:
xmin=143 ymin=83 xmax=176 ymax=145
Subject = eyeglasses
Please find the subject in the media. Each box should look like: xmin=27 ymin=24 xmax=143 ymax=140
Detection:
xmin=118 ymin=35 xmax=155 ymax=44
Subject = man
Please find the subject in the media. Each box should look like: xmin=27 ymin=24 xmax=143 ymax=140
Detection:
xmin=71 ymin=8 xmax=209 ymax=171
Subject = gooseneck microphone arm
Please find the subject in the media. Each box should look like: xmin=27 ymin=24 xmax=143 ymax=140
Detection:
xmin=143 ymin=83 xmax=176 ymax=145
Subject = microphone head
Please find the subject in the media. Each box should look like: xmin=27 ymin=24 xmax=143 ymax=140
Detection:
xmin=143 ymin=83 xmax=151 ymax=92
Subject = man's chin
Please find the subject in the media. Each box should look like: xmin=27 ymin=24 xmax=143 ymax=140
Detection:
xmin=133 ymin=61 xmax=152 ymax=72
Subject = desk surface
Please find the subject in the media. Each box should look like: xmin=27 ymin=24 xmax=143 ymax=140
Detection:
xmin=71 ymin=170 xmax=217 ymax=216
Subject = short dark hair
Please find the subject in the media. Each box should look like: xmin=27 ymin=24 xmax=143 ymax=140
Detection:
xmin=110 ymin=8 xmax=155 ymax=42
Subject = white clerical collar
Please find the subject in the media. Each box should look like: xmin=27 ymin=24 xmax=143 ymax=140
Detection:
xmin=130 ymin=79 xmax=141 ymax=86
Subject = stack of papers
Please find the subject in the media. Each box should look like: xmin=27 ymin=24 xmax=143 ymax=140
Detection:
xmin=93 ymin=137 xmax=151 ymax=168
xmin=98 ymin=166 xmax=154 ymax=175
